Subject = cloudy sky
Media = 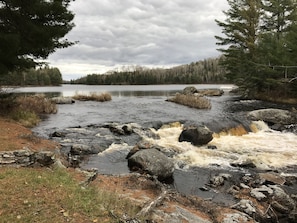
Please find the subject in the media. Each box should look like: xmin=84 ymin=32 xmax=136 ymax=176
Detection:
xmin=46 ymin=0 xmax=228 ymax=80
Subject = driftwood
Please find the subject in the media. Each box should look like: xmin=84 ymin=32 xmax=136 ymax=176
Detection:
xmin=136 ymin=190 xmax=168 ymax=218
xmin=136 ymin=176 xmax=170 ymax=218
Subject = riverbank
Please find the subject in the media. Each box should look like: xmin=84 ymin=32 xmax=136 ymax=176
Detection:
xmin=0 ymin=119 xmax=261 ymax=223
xmin=2 ymin=118 xmax=297 ymax=222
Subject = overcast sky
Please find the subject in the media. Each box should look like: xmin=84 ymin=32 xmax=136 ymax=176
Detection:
xmin=46 ymin=0 xmax=229 ymax=80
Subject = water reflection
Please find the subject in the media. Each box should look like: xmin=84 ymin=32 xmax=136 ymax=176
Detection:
xmin=14 ymin=84 xmax=236 ymax=98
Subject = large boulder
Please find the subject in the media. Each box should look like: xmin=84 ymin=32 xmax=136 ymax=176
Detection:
xmin=127 ymin=148 xmax=175 ymax=180
xmin=179 ymin=126 xmax=213 ymax=146
xmin=247 ymin=108 xmax=297 ymax=125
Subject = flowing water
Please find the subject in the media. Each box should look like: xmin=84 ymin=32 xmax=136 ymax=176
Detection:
xmin=15 ymin=84 xmax=297 ymax=198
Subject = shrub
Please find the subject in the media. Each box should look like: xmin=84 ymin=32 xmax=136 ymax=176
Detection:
xmin=10 ymin=109 xmax=41 ymax=127
xmin=72 ymin=92 xmax=112 ymax=102
xmin=0 ymin=93 xmax=57 ymax=127
xmin=167 ymin=93 xmax=211 ymax=109
xmin=16 ymin=94 xmax=57 ymax=114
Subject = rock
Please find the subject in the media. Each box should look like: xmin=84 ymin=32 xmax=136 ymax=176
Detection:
xmin=207 ymin=145 xmax=217 ymax=150
xmin=182 ymin=87 xmax=224 ymax=97
xmin=178 ymin=126 xmax=213 ymax=146
xmin=258 ymin=172 xmax=286 ymax=185
xmin=51 ymin=97 xmax=75 ymax=104
xmin=70 ymin=144 xmax=99 ymax=155
xmin=269 ymin=185 xmax=296 ymax=211
xmin=247 ymin=108 xmax=296 ymax=125
xmin=209 ymin=173 xmax=232 ymax=188
xmin=50 ymin=131 xmax=66 ymax=138
xmin=35 ymin=151 xmax=55 ymax=166
xmin=231 ymin=159 xmax=256 ymax=169
xmin=250 ymin=185 xmax=273 ymax=201
xmin=106 ymin=123 xmax=135 ymax=135
xmin=222 ymin=212 xmax=255 ymax=223
xmin=183 ymin=86 xmax=198 ymax=95
xmin=127 ymin=148 xmax=175 ymax=181
xmin=231 ymin=199 xmax=256 ymax=216
xmin=197 ymin=89 xmax=224 ymax=96
xmin=126 ymin=140 xmax=152 ymax=159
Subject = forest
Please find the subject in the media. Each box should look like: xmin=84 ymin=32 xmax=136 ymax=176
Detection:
xmin=0 ymin=67 xmax=63 ymax=86
xmin=70 ymin=57 xmax=226 ymax=85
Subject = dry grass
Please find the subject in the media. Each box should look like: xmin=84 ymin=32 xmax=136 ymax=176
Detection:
xmin=16 ymin=94 xmax=57 ymax=114
xmin=0 ymin=94 xmax=57 ymax=127
xmin=167 ymin=93 xmax=211 ymax=109
xmin=0 ymin=167 xmax=140 ymax=223
xmin=72 ymin=92 xmax=112 ymax=102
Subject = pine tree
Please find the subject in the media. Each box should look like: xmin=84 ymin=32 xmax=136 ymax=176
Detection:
xmin=215 ymin=0 xmax=262 ymax=86
xmin=0 ymin=0 xmax=75 ymax=74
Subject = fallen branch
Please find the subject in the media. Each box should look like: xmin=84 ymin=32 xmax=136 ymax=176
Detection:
xmin=136 ymin=190 xmax=168 ymax=218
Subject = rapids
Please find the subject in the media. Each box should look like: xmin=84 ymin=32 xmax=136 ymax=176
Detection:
xmin=148 ymin=121 xmax=297 ymax=170
xmin=15 ymin=84 xmax=296 ymax=171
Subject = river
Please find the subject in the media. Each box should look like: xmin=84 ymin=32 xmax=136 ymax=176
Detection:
xmin=15 ymin=84 xmax=297 ymax=197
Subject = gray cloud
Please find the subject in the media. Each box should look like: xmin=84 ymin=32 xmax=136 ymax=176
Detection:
xmin=47 ymin=0 xmax=228 ymax=80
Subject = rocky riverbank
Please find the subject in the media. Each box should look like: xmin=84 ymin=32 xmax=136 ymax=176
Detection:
xmin=45 ymin=107 xmax=297 ymax=223
xmin=1 ymin=105 xmax=297 ymax=222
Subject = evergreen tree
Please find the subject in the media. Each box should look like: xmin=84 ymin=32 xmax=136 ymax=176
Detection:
xmin=216 ymin=0 xmax=297 ymax=96
xmin=0 ymin=0 xmax=75 ymax=74
xmin=215 ymin=0 xmax=262 ymax=88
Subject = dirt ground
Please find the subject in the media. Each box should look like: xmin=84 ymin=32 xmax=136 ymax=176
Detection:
xmin=0 ymin=118 xmax=59 ymax=152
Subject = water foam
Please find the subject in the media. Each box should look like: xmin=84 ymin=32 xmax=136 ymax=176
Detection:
xmin=150 ymin=121 xmax=297 ymax=169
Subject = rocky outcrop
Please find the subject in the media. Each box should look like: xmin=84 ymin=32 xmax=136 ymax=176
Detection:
xmin=197 ymin=88 xmax=224 ymax=96
xmin=0 ymin=150 xmax=55 ymax=167
xmin=127 ymin=148 xmax=175 ymax=181
xmin=183 ymin=86 xmax=198 ymax=95
xmin=182 ymin=86 xmax=224 ymax=96
xmin=247 ymin=108 xmax=297 ymax=125
xmin=51 ymin=97 xmax=75 ymax=104
xmin=178 ymin=126 xmax=213 ymax=146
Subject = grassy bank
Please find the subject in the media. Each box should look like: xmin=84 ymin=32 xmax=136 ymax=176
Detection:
xmin=0 ymin=167 xmax=139 ymax=222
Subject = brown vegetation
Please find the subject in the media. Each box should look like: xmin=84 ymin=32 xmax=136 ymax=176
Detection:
xmin=72 ymin=92 xmax=112 ymax=102
xmin=167 ymin=93 xmax=211 ymax=109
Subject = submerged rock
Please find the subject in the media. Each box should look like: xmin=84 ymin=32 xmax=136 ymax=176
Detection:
xmin=127 ymin=148 xmax=175 ymax=181
xmin=179 ymin=126 xmax=213 ymax=146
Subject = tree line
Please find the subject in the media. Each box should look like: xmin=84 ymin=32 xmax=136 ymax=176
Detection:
xmin=215 ymin=0 xmax=297 ymax=98
xmin=70 ymin=57 xmax=227 ymax=85
xmin=0 ymin=67 xmax=63 ymax=86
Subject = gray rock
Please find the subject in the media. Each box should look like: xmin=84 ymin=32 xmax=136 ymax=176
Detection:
xmin=210 ymin=173 xmax=232 ymax=188
xmin=179 ymin=126 xmax=213 ymax=146
xmin=197 ymin=89 xmax=224 ymax=96
xmin=231 ymin=199 xmax=256 ymax=216
xmin=128 ymin=148 xmax=175 ymax=180
xmin=222 ymin=212 xmax=255 ymax=223
xmin=70 ymin=144 xmax=99 ymax=155
xmin=51 ymin=97 xmax=75 ymax=104
xmin=35 ymin=151 xmax=55 ymax=166
xmin=269 ymin=185 xmax=296 ymax=211
xmin=247 ymin=108 xmax=296 ymax=125
xmin=183 ymin=86 xmax=198 ymax=95
xmin=250 ymin=185 xmax=273 ymax=201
